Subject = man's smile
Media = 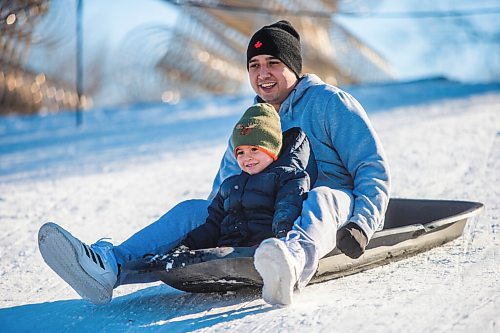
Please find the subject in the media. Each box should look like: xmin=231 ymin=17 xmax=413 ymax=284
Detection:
xmin=259 ymin=82 xmax=277 ymax=90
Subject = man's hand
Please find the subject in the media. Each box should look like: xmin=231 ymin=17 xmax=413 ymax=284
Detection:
xmin=336 ymin=222 xmax=368 ymax=259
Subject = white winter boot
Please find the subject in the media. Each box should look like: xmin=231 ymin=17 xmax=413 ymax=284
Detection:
xmin=254 ymin=231 xmax=306 ymax=305
xmin=38 ymin=222 xmax=118 ymax=305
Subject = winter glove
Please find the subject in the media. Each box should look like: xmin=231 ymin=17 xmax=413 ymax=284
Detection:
xmin=163 ymin=243 xmax=206 ymax=271
xmin=274 ymin=222 xmax=292 ymax=239
xmin=336 ymin=222 xmax=368 ymax=259
xmin=142 ymin=243 xmax=193 ymax=271
xmin=275 ymin=229 xmax=289 ymax=239
xmin=169 ymin=243 xmax=191 ymax=254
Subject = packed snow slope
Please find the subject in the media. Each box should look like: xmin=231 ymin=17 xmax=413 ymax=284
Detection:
xmin=0 ymin=78 xmax=499 ymax=332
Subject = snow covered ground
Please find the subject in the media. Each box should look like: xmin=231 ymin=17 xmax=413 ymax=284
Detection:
xmin=1 ymin=78 xmax=499 ymax=332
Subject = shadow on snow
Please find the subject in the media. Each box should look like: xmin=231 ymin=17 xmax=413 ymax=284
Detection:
xmin=0 ymin=284 xmax=270 ymax=332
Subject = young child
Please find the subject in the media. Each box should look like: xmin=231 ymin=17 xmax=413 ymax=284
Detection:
xmin=176 ymin=102 xmax=317 ymax=250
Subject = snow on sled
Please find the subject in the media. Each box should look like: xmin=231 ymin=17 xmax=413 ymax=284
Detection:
xmin=122 ymin=198 xmax=483 ymax=293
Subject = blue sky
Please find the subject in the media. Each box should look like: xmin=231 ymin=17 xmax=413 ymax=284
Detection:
xmin=83 ymin=0 xmax=179 ymax=51
xmin=336 ymin=0 xmax=500 ymax=81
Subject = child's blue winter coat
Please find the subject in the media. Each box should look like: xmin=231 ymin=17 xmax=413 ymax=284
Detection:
xmin=184 ymin=127 xmax=317 ymax=248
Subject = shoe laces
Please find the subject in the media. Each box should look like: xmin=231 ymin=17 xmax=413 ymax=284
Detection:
xmin=281 ymin=230 xmax=305 ymax=270
xmin=284 ymin=230 xmax=301 ymax=243
xmin=284 ymin=227 xmax=316 ymax=254
xmin=82 ymin=242 xmax=107 ymax=270
xmin=82 ymin=238 xmax=114 ymax=270
xmin=283 ymin=227 xmax=318 ymax=290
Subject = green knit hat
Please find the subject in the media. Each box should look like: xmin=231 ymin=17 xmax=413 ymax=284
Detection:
xmin=232 ymin=103 xmax=282 ymax=160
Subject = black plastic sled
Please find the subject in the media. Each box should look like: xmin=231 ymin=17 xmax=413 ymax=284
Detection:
xmin=122 ymin=198 xmax=484 ymax=293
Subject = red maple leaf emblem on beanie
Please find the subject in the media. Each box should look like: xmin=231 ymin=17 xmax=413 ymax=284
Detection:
xmin=254 ymin=41 xmax=262 ymax=48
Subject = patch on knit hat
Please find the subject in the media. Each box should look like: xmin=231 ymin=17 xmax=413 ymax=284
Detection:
xmin=232 ymin=103 xmax=282 ymax=161
xmin=247 ymin=20 xmax=302 ymax=78
xmin=235 ymin=123 xmax=257 ymax=136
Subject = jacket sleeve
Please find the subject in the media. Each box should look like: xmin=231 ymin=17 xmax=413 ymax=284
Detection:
xmin=325 ymin=90 xmax=391 ymax=239
xmin=272 ymin=168 xmax=311 ymax=236
xmin=183 ymin=189 xmax=225 ymax=249
xmin=208 ymin=138 xmax=241 ymax=201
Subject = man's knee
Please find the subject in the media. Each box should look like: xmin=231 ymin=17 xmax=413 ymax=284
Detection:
xmin=174 ymin=198 xmax=209 ymax=209
xmin=305 ymin=187 xmax=353 ymax=221
xmin=306 ymin=187 xmax=339 ymax=206
xmin=168 ymin=199 xmax=209 ymax=215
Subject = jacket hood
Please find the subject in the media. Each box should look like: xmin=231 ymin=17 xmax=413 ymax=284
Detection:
xmin=273 ymin=127 xmax=317 ymax=186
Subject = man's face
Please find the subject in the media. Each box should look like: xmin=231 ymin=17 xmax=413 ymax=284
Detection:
xmin=248 ymin=55 xmax=298 ymax=111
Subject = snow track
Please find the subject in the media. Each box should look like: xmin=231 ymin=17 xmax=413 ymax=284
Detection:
xmin=1 ymin=81 xmax=499 ymax=332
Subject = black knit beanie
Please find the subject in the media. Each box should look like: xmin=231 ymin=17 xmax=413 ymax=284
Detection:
xmin=246 ymin=20 xmax=302 ymax=78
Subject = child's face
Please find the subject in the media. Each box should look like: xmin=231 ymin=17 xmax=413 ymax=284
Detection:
xmin=235 ymin=145 xmax=274 ymax=175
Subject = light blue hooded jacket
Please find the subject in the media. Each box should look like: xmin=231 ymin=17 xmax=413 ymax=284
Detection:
xmin=210 ymin=74 xmax=391 ymax=240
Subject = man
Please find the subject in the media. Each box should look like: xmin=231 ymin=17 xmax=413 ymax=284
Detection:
xmin=39 ymin=20 xmax=390 ymax=306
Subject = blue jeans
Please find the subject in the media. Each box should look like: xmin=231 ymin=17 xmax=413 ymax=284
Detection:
xmin=113 ymin=199 xmax=209 ymax=285
xmin=113 ymin=187 xmax=353 ymax=286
